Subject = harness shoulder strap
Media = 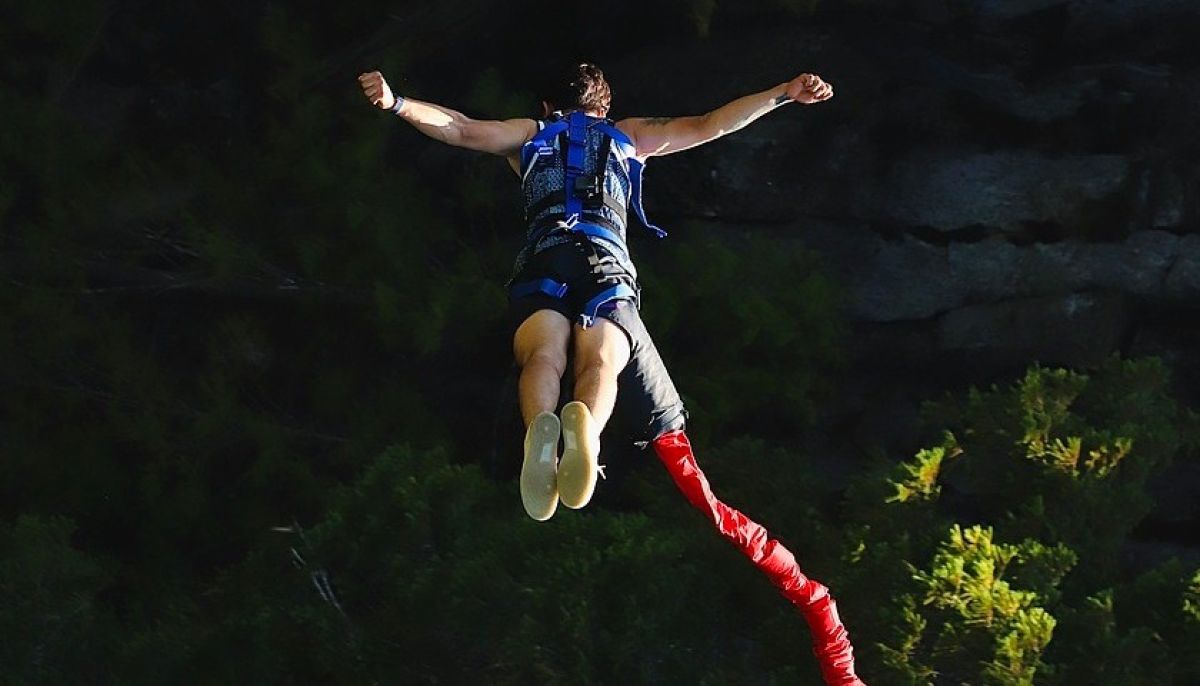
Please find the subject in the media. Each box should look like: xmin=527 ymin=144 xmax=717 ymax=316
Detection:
xmin=520 ymin=118 xmax=567 ymax=180
xmin=562 ymin=111 xmax=591 ymax=220
xmin=594 ymin=121 xmax=635 ymax=159
xmin=594 ymin=120 xmax=667 ymax=239
xmin=626 ymin=157 xmax=667 ymax=239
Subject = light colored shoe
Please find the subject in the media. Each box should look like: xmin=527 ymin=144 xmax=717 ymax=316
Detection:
xmin=558 ymin=401 xmax=600 ymax=509
xmin=520 ymin=411 xmax=561 ymax=521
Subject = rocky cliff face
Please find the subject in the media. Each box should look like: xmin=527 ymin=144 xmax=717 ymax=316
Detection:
xmin=606 ymin=2 xmax=1198 ymax=378
xmin=606 ymin=2 xmax=1200 ymax=558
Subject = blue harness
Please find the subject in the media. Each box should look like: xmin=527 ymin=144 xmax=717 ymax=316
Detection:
xmin=509 ymin=277 xmax=639 ymax=329
xmin=512 ymin=111 xmax=666 ymax=327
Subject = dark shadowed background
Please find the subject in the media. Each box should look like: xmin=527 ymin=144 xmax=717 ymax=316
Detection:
xmin=3 ymin=1 xmax=1200 ymax=683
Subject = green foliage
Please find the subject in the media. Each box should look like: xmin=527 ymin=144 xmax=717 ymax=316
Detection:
xmin=1054 ymin=590 xmax=1164 ymax=685
xmin=639 ymin=233 xmax=845 ymax=441
xmin=883 ymin=525 xmax=1072 ymax=685
xmin=5 ymin=3 xmax=1200 ymax=685
xmin=877 ymin=595 xmax=936 ymax=685
xmin=844 ymin=357 xmax=1200 ymax=684
xmin=1187 ymin=568 xmax=1200 ymax=622
xmin=914 ymin=358 xmax=1191 ymax=586
xmin=888 ymin=431 xmax=962 ymax=503
xmin=199 ymin=444 xmax=834 ymax=684
xmin=0 ymin=516 xmax=110 ymax=685
xmin=1046 ymin=560 xmax=1200 ymax=686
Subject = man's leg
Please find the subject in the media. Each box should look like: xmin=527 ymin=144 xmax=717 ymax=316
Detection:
xmin=513 ymin=309 xmax=571 ymax=426
xmin=571 ymin=317 xmax=632 ymax=429
xmin=513 ymin=309 xmax=572 ymax=520
xmin=556 ymin=314 xmax=633 ymax=509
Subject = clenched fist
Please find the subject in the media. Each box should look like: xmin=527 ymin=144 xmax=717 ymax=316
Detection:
xmin=785 ymin=73 xmax=833 ymax=104
xmin=358 ymin=71 xmax=396 ymax=110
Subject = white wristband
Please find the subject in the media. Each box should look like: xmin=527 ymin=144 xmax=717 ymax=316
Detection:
xmin=390 ymin=95 xmax=406 ymax=114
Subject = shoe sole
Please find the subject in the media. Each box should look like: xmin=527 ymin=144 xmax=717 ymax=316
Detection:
xmin=520 ymin=411 xmax=560 ymax=521
xmin=558 ymin=401 xmax=599 ymax=509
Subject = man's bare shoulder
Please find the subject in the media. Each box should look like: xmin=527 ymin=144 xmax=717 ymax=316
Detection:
xmin=462 ymin=117 xmax=540 ymax=157
xmin=497 ymin=117 xmax=540 ymax=143
xmin=614 ymin=117 xmax=675 ymax=137
xmin=615 ymin=116 xmax=706 ymax=159
xmin=614 ymin=117 xmax=674 ymax=160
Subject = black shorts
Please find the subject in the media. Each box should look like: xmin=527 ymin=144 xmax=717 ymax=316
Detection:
xmin=615 ymin=303 xmax=689 ymax=442
xmin=507 ymin=240 xmax=639 ymax=338
xmin=507 ymin=240 xmax=687 ymax=442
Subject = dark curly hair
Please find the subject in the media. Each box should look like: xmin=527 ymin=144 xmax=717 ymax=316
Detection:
xmin=542 ymin=62 xmax=612 ymax=115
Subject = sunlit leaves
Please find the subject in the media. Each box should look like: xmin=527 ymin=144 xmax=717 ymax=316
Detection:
xmin=1186 ymin=569 xmax=1200 ymax=623
xmin=888 ymin=431 xmax=961 ymax=503
xmin=882 ymin=525 xmax=1073 ymax=685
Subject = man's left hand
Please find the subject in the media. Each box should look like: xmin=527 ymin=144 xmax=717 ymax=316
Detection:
xmin=786 ymin=73 xmax=833 ymax=104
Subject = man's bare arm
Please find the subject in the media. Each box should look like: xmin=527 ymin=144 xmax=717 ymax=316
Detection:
xmin=394 ymin=98 xmax=535 ymax=156
xmin=616 ymin=73 xmax=833 ymax=159
xmin=358 ymin=71 xmax=535 ymax=157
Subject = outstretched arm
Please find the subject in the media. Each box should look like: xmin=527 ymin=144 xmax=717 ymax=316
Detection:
xmin=616 ymin=73 xmax=833 ymax=159
xmin=357 ymin=71 xmax=536 ymax=158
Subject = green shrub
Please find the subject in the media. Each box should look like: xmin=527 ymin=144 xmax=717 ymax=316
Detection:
xmin=879 ymin=524 xmax=1074 ymax=685
xmin=845 ymin=357 xmax=1200 ymax=683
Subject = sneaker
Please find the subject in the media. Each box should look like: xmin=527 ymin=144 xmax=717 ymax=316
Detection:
xmin=558 ymin=401 xmax=600 ymax=509
xmin=520 ymin=411 xmax=561 ymax=521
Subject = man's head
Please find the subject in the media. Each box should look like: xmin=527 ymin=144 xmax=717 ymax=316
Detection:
xmin=541 ymin=62 xmax=611 ymax=117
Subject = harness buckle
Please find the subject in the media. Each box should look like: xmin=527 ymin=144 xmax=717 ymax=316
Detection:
xmin=573 ymin=174 xmax=604 ymax=208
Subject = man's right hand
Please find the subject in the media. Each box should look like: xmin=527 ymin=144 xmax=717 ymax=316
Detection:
xmin=358 ymin=71 xmax=396 ymax=110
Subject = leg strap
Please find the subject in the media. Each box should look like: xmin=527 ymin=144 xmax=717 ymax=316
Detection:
xmin=579 ymin=283 xmax=637 ymax=329
xmin=650 ymin=429 xmax=864 ymax=686
xmin=507 ymin=279 xmax=636 ymax=331
xmin=509 ymin=278 xmax=569 ymax=301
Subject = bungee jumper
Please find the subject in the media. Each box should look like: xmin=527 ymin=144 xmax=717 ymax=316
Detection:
xmin=358 ymin=63 xmax=864 ymax=685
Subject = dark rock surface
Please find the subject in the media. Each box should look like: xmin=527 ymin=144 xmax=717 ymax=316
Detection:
xmin=936 ymin=292 xmax=1133 ymax=368
xmin=865 ymin=151 xmax=1130 ymax=234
